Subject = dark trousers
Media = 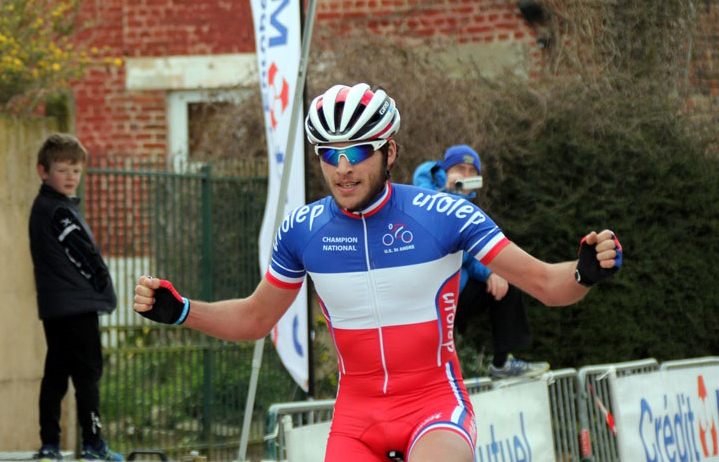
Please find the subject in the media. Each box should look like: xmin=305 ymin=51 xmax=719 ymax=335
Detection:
xmin=454 ymin=278 xmax=532 ymax=355
xmin=40 ymin=312 xmax=103 ymax=447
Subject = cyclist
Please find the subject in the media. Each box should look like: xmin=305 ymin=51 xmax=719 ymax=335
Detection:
xmin=134 ymin=83 xmax=622 ymax=462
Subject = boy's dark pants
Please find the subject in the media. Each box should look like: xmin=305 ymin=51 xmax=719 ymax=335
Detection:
xmin=454 ymin=278 xmax=532 ymax=355
xmin=40 ymin=312 xmax=103 ymax=448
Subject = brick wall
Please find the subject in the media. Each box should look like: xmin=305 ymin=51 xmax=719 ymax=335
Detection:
xmin=67 ymin=0 xmax=544 ymax=158
xmin=68 ymin=0 xmax=716 ymax=159
xmin=316 ymin=0 xmax=531 ymax=43
xmin=691 ymin=2 xmax=719 ymax=96
xmin=686 ymin=1 xmax=719 ymax=152
xmin=71 ymin=0 xmax=256 ymax=158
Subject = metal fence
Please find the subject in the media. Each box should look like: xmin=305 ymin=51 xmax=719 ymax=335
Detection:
xmin=263 ymin=359 xmax=674 ymax=462
xmin=546 ymin=369 xmax=581 ymax=461
xmin=577 ymin=358 xmax=659 ymax=462
xmin=264 ymin=400 xmax=336 ymax=461
xmin=264 ymin=373 xmax=581 ymax=462
xmin=83 ymin=155 xmax=305 ymax=461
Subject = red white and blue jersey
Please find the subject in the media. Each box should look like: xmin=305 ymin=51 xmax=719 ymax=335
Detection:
xmin=266 ymin=182 xmax=509 ymax=394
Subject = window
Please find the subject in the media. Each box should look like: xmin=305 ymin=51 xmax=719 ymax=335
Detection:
xmin=167 ymin=89 xmax=250 ymax=171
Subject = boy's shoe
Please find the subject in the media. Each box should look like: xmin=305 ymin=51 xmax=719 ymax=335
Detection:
xmin=489 ymin=355 xmax=550 ymax=379
xmin=36 ymin=444 xmax=62 ymax=462
xmin=79 ymin=441 xmax=124 ymax=462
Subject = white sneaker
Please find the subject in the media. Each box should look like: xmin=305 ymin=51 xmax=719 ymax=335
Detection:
xmin=488 ymin=355 xmax=550 ymax=379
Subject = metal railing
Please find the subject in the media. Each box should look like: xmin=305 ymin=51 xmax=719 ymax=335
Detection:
xmin=263 ymin=359 xmax=676 ymax=462
xmin=264 ymin=400 xmax=336 ymax=461
xmin=263 ymin=373 xmax=575 ymax=462
xmin=660 ymin=356 xmax=719 ymax=371
xmin=576 ymin=358 xmax=659 ymax=462
xmin=83 ymin=156 xmax=305 ymax=461
xmin=546 ymin=369 xmax=581 ymax=461
xmin=464 ymin=376 xmax=493 ymax=394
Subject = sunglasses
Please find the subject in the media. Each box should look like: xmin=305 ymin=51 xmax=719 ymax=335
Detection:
xmin=314 ymin=139 xmax=388 ymax=166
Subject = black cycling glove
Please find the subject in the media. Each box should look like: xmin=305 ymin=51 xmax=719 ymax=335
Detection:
xmin=574 ymin=233 xmax=623 ymax=287
xmin=137 ymin=279 xmax=190 ymax=325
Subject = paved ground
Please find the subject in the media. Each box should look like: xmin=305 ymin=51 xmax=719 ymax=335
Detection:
xmin=0 ymin=452 xmax=74 ymax=461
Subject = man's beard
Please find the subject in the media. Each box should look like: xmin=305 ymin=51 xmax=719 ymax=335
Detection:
xmin=335 ymin=156 xmax=389 ymax=213
xmin=344 ymin=174 xmax=387 ymax=213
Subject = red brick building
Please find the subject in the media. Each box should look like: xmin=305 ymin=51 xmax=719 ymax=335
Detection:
xmin=73 ymin=0 xmax=256 ymax=161
xmin=71 ymin=0 xmax=717 ymax=162
xmin=70 ymin=0 xmax=547 ymax=164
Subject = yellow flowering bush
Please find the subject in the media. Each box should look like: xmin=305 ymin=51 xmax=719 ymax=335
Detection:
xmin=0 ymin=0 xmax=120 ymax=112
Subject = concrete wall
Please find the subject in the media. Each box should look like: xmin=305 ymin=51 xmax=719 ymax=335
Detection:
xmin=0 ymin=117 xmax=77 ymax=451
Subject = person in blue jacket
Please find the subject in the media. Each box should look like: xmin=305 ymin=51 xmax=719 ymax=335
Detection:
xmin=413 ymin=144 xmax=550 ymax=378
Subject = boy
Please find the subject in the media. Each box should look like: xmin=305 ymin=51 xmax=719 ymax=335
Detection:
xmin=29 ymin=133 xmax=122 ymax=462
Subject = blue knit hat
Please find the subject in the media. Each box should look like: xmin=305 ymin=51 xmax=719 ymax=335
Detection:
xmin=440 ymin=145 xmax=481 ymax=174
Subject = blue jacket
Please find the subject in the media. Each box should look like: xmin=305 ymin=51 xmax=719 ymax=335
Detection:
xmin=413 ymin=161 xmax=491 ymax=292
xmin=412 ymin=161 xmax=447 ymax=192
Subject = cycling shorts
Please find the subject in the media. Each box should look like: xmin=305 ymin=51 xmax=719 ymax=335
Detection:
xmin=324 ymin=360 xmax=476 ymax=462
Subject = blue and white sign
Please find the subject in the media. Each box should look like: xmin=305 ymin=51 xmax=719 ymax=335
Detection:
xmin=470 ymin=379 xmax=556 ymax=462
xmin=611 ymin=366 xmax=719 ymax=462
xmin=250 ymin=0 xmax=308 ymax=392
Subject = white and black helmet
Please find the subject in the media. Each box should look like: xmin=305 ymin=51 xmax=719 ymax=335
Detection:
xmin=305 ymin=83 xmax=401 ymax=145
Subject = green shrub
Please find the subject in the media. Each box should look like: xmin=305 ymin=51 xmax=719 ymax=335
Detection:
xmin=0 ymin=0 xmax=121 ymax=113
xmin=470 ymin=80 xmax=719 ymax=368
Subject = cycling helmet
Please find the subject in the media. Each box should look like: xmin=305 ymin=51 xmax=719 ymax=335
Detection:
xmin=305 ymin=83 xmax=401 ymax=145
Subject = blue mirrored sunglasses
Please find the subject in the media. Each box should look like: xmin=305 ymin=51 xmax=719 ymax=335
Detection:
xmin=314 ymin=139 xmax=388 ymax=166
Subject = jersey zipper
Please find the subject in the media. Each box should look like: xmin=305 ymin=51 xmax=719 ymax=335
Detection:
xmin=360 ymin=212 xmax=390 ymax=393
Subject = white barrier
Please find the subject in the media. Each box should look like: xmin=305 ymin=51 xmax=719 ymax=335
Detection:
xmin=281 ymin=416 xmax=331 ymax=462
xmin=264 ymin=357 xmax=718 ymax=462
xmin=264 ymin=399 xmax=335 ymax=461
xmin=471 ymin=378 xmax=556 ymax=461
xmin=577 ymin=358 xmax=659 ymax=461
xmin=611 ymin=359 xmax=719 ymax=462
xmin=661 ymin=356 xmax=719 ymax=371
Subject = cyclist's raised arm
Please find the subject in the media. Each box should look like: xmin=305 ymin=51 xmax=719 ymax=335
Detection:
xmin=184 ymin=278 xmax=299 ymax=341
xmin=486 ymin=230 xmax=620 ymax=307
xmin=135 ymin=276 xmax=300 ymax=342
xmin=486 ymin=243 xmax=587 ymax=307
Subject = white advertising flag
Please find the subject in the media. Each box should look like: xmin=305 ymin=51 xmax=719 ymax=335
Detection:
xmin=250 ymin=0 xmax=308 ymax=392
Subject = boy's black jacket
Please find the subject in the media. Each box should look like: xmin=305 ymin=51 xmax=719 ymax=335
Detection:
xmin=29 ymin=183 xmax=116 ymax=320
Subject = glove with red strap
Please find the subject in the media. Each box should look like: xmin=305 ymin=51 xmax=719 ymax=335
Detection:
xmin=137 ymin=279 xmax=190 ymax=325
xmin=574 ymin=232 xmax=623 ymax=287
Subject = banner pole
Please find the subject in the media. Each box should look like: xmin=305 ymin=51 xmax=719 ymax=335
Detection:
xmin=299 ymin=0 xmax=316 ymax=401
xmin=238 ymin=0 xmax=318 ymax=459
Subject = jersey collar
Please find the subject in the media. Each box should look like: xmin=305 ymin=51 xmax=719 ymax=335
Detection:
xmin=340 ymin=182 xmax=392 ymax=218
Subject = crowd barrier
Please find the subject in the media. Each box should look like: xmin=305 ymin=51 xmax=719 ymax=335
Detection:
xmin=577 ymin=358 xmax=660 ymax=461
xmin=264 ymin=356 xmax=719 ymax=462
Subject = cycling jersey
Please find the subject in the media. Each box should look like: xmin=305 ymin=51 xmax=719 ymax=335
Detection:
xmin=266 ymin=182 xmax=509 ymax=461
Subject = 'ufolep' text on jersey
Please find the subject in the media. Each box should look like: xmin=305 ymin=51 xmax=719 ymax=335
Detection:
xmin=266 ymin=182 xmax=509 ymax=392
